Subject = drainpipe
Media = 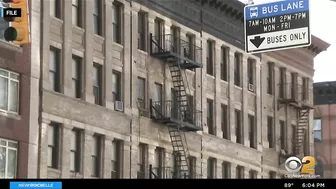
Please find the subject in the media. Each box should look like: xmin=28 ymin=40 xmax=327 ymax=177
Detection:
xmin=36 ymin=0 xmax=44 ymax=178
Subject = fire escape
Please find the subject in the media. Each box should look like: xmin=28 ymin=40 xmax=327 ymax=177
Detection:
xmin=278 ymin=75 xmax=312 ymax=163
xmin=149 ymin=33 xmax=203 ymax=178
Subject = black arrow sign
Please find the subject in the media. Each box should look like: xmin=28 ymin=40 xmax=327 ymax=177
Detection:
xmin=250 ymin=36 xmax=265 ymax=48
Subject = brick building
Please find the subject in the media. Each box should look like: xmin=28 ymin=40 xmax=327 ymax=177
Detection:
xmin=313 ymin=81 xmax=336 ymax=178
xmin=25 ymin=0 xmax=329 ymax=179
xmin=0 ymin=9 xmax=33 ymax=178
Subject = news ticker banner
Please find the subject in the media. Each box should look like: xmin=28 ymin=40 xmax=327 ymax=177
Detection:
xmin=10 ymin=182 xmax=62 ymax=189
xmin=2 ymin=179 xmax=335 ymax=189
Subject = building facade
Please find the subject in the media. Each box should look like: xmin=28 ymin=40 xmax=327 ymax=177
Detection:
xmin=25 ymin=0 xmax=329 ymax=179
xmin=0 ymin=5 xmax=33 ymax=178
xmin=313 ymin=81 xmax=336 ymax=178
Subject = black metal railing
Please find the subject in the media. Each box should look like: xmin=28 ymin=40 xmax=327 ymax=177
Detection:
xmin=279 ymin=83 xmax=312 ymax=103
xmin=150 ymin=99 xmax=202 ymax=129
xmin=150 ymin=34 xmax=202 ymax=64
xmin=149 ymin=164 xmax=202 ymax=179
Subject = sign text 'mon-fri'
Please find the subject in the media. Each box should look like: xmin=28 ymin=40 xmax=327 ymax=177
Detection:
xmin=244 ymin=0 xmax=311 ymax=54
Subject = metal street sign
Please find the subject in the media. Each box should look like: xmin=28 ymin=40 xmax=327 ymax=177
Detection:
xmin=244 ymin=0 xmax=311 ymax=54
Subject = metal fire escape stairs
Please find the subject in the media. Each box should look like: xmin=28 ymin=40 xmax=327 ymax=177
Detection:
xmin=149 ymin=33 xmax=202 ymax=178
xmin=168 ymin=58 xmax=191 ymax=177
xmin=294 ymin=109 xmax=309 ymax=156
xmin=278 ymin=83 xmax=313 ymax=165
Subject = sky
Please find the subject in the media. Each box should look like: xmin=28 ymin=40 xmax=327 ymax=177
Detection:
xmin=238 ymin=0 xmax=336 ymax=83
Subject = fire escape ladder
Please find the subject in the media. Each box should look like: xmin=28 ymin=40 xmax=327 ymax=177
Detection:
xmin=167 ymin=58 xmax=191 ymax=177
xmin=294 ymin=109 xmax=309 ymax=156
xmin=168 ymin=124 xmax=190 ymax=177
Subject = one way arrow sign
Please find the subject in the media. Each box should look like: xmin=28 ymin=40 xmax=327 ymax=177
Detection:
xmin=250 ymin=36 xmax=265 ymax=48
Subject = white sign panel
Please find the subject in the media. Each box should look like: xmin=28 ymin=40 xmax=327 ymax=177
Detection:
xmin=244 ymin=0 xmax=311 ymax=54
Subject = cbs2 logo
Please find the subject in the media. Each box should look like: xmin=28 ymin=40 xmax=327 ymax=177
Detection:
xmin=285 ymin=156 xmax=315 ymax=174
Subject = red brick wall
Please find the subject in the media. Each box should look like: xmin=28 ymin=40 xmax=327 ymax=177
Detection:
xmin=314 ymin=104 xmax=336 ymax=178
xmin=0 ymin=43 xmax=31 ymax=178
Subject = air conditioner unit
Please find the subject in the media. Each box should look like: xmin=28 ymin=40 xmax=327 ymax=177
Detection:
xmin=248 ymin=84 xmax=254 ymax=92
xmin=114 ymin=101 xmax=124 ymax=112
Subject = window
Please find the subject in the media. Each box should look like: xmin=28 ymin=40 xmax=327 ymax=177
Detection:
xmin=50 ymin=0 xmax=61 ymax=19
xmin=188 ymin=156 xmax=196 ymax=178
xmin=187 ymin=95 xmax=194 ymax=123
xmin=267 ymin=62 xmax=274 ymax=95
xmin=93 ymin=0 xmax=102 ymax=35
xmin=49 ymin=48 xmax=61 ymax=92
xmin=154 ymin=19 xmax=163 ymax=48
xmin=207 ymin=99 xmax=214 ymax=135
xmin=93 ymin=64 xmax=102 ymax=105
xmin=268 ymin=116 xmax=274 ymax=148
xmin=137 ymin=77 xmax=146 ymax=109
xmin=280 ymin=120 xmax=286 ymax=149
xmin=206 ymin=40 xmax=214 ymax=76
xmin=171 ymin=153 xmax=177 ymax=178
xmin=207 ymin=157 xmax=216 ymax=179
xmin=171 ymin=89 xmax=178 ymax=119
xmin=269 ymin=171 xmax=276 ymax=178
xmin=302 ymin=77 xmax=308 ymax=101
xmin=72 ymin=0 xmax=81 ymax=26
xmin=72 ymin=56 xmax=82 ymax=98
xmin=48 ymin=122 xmax=60 ymax=169
xmin=291 ymin=73 xmax=297 ymax=99
xmin=0 ymin=138 xmax=18 ymax=178
xmin=248 ymin=115 xmax=256 ymax=148
xmin=249 ymin=170 xmax=257 ymax=178
xmin=236 ymin=166 xmax=244 ymax=179
xmin=221 ymin=47 xmax=228 ymax=81
xmin=70 ymin=129 xmax=82 ymax=173
xmin=222 ymin=162 xmax=230 ymax=178
xmin=154 ymin=83 xmax=162 ymax=103
xmin=171 ymin=26 xmax=179 ymax=53
xmin=138 ymin=11 xmax=147 ymax=51
xmin=248 ymin=59 xmax=254 ymax=85
xmin=186 ymin=34 xmax=195 ymax=61
xmin=112 ymin=2 xmax=121 ymax=44
xmin=112 ymin=71 xmax=121 ymax=102
xmin=292 ymin=125 xmax=296 ymax=153
xmin=111 ymin=139 xmax=123 ymax=178
xmin=313 ymin=119 xmax=322 ymax=142
xmin=138 ymin=143 xmax=148 ymax=178
xmin=234 ymin=53 xmax=241 ymax=86
xmin=92 ymin=135 xmax=102 ymax=177
xmin=279 ymin=68 xmax=286 ymax=98
xmin=0 ymin=69 xmax=19 ymax=113
xmin=235 ymin=110 xmax=242 ymax=144
xmin=154 ymin=147 xmax=165 ymax=178
xmin=221 ymin=104 xmax=229 ymax=139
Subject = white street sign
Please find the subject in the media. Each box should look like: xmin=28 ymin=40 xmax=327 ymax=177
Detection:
xmin=244 ymin=0 xmax=311 ymax=54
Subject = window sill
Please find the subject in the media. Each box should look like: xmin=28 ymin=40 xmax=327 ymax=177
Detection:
xmin=206 ymin=74 xmax=215 ymax=78
xmin=47 ymin=167 xmax=61 ymax=178
xmin=113 ymin=42 xmax=124 ymax=49
xmin=70 ymin=171 xmax=83 ymax=178
xmin=247 ymin=90 xmax=256 ymax=95
xmin=220 ymin=79 xmax=228 ymax=84
xmin=0 ymin=110 xmax=21 ymax=120
xmin=72 ymin=26 xmax=85 ymax=34
xmin=50 ymin=17 xmax=63 ymax=25
xmin=234 ymin=85 xmax=242 ymax=90
xmin=138 ymin=49 xmax=148 ymax=55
